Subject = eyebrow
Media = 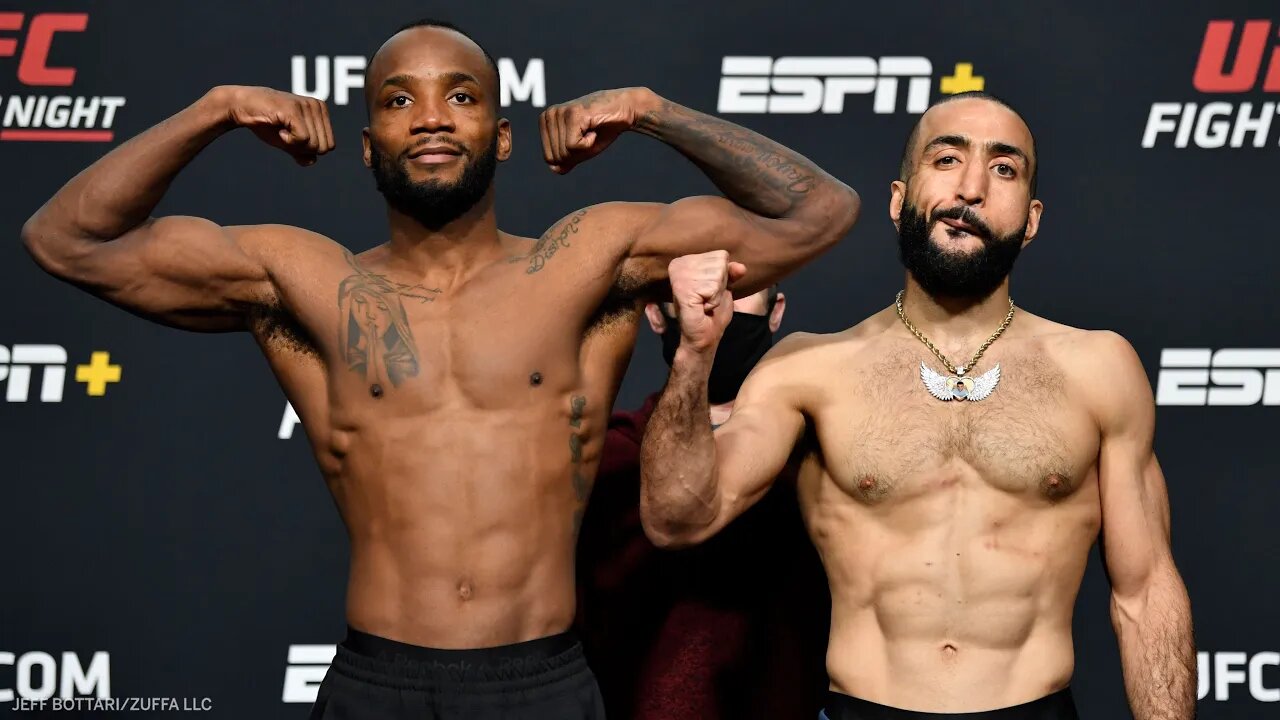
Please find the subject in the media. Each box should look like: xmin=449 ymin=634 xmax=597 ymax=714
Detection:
xmin=379 ymin=71 xmax=482 ymax=93
xmin=922 ymin=134 xmax=1030 ymax=167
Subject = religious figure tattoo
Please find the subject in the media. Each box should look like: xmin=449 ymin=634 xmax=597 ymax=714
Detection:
xmin=336 ymin=252 xmax=439 ymax=388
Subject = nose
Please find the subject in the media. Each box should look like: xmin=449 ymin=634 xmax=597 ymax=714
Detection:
xmin=954 ymin=157 xmax=988 ymax=206
xmin=410 ymin=94 xmax=456 ymax=135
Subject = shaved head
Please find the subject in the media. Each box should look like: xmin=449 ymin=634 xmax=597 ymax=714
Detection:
xmin=365 ymin=19 xmax=501 ymax=115
xmin=900 ymin=92 xmax=1038 ymax=196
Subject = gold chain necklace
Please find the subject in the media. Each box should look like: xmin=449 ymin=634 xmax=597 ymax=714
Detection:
xmin=895 ymin=290 xmax=1015 ymax=401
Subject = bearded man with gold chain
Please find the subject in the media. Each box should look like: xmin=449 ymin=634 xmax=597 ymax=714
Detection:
xmin=638 ymin=92 xmax=1195 ymax=720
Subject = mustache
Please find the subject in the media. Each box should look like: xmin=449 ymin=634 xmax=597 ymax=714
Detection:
xmin=930 ymin=205 xmax=994 ymax=240
xmin=400 ymin=137 xmax=470 ymax=161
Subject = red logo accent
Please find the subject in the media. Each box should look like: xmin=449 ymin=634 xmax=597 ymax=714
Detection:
xmin=1193 ymin=20 xmax=1280 ymax=93
xmin=0 ymin=12 xmax=88 ymax=87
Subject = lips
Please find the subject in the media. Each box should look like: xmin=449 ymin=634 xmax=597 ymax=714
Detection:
xmin=407 ymin=144 xmax=463 ymax=164
xmin=940 ymin=217 xmax=979 ymax=234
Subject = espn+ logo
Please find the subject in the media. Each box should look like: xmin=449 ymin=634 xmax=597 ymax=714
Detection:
xmin=0 ymin=344 xmax=121 ymax=402
xmin=1156 ymin=349 xmax=1280 ymax=406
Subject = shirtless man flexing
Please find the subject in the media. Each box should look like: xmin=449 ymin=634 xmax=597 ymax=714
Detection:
xmin=20 ymin=19 xmax=858 ymax=719
xmin=641 ymin=92 xmax=1194 ymax=719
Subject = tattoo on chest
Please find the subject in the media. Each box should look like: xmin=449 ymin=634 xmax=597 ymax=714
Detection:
xmin=569 ymin=394 xmax=591 ymax=533
xmin=337 ymin=251 xmax=440 ymax=388
xmin=510 ymin=209 xmax=588 ymax=274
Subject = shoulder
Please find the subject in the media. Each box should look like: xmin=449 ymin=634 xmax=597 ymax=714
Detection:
xmin=739 ymin=328 xmax=864 ymax=405
xmin=228 ymin=224 xmax=346 ymax=265
xmin=1045 ymin=326 xmax=1153 ymax=435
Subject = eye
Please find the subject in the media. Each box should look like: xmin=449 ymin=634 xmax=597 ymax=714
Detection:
xmin=387 ymin=95 xmax=411 ymax=108
xmin=450 ymin=92 xmax=475 ymax=104
xmin=993 ymin=163 xmax=1016 ymax=177
xmin=936 ymin=155 xmax=959 ymax=167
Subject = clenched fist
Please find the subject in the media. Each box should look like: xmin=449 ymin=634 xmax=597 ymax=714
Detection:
xmin=217 ymin=85 xmax=335 ymax=166
xmin=668 ymin=251 xmax=748 ymax=355
xmin=539 ymin=87 xmax=658 ymax=174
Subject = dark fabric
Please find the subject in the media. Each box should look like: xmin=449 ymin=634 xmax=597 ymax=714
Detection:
xmin=309 ymin=627 xmax=606 ymax=719
xmin=576 ymin=393 xmax=831 ymax=719
xmin=821 ymin=689 xmax=1080 ymax=720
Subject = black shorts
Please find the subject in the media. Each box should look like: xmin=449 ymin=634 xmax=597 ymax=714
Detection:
xmin=310 ymin=627 xmax=606 ymax=720
xmin=821 ymin=689 xmax=1079 ymax=720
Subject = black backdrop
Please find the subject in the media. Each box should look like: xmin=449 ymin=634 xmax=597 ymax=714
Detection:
xmin=2 ymin=1 xmax=1278 ymax=717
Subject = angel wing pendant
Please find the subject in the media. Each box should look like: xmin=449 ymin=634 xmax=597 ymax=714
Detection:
xmin=920 ymin=362 xmax=1001 ymax=401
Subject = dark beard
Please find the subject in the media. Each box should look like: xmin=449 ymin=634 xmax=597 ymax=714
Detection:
xmin=369 ymin=135 xmax=498 ymax=231
xmin=897 ymin=200 xmax=1027 ymax=300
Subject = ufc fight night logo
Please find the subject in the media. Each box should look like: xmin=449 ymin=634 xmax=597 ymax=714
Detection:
xmin=1198 ymin=651 xmax=1280 ymax=702
xmin=1156 ymin=349 xmax=1280 ymax=406
xmin=0 ymin=12 xmax=126 ymax=142
xmin=1143 ymin=20 xmax=1280 ymax=148
xmin=291 ymin=56 xmax=546 ymax=107
xmin=0 ymin=344 xmax=121 ymax=402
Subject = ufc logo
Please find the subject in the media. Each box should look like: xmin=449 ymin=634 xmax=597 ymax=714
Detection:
xmin=1194 ymin=20 xmax=1280 ymax=93
xmin=281 ymin=645 xmax=334 ymax=703
xmin=0 ymin=12 xmax=88 ymax=87
xmin=718 ymin=56 xmax=931 ymax=114
xmin=0 ymin=344 xmax=66 ymax=402
xmin=1156 ymin=349 xmax=1280 ymax=406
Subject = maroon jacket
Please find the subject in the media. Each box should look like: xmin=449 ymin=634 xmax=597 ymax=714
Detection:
xmin=575 ymin=394 xmax=831 ymax=719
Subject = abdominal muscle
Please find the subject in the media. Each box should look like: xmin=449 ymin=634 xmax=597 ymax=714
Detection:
xmin=317 ymin=404 xmax=589 ymax=650
xmin=809 ymin=476 xmax=1099 ymax=712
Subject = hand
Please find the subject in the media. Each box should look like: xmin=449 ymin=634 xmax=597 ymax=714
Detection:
xmin=539 ymin=87 xmax=655 ymax=174
xmin=219 ymin=86 xmax=335 ymax=166
xmin=668 ymin=251 xmax=748 ymax=355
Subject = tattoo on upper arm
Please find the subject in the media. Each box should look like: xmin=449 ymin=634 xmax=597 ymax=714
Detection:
xmin=569 ymin=394 xmax=592 ymax=533
xmin=638 ymin=102 xmax=817 ymax=213
xmin=336 ymin=251 xmax=440 ymax=388
xmin=509 ymin=209 xmax=589 ymax=274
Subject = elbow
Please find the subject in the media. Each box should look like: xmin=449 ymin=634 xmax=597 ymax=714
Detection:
xmin=21 ymin=212 xmax=91 ymax=281
xmin=640 ymin=517 xmax=703 ymax=550
xmin=803 ymin=183 xmax=860 ymax=251
xmin=21 ymin=214 xmax=62 ymax=276
xmin=639 ymin=498 xmax=712 ymax=549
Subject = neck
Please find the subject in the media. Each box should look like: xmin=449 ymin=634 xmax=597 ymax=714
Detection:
xmin=898 ymin=273 xmax=1013 ymax=347
xmin=709 ymin=400 xmax=734 ymax=427
xmin=384 ymin=190 xmax=502 ymax=282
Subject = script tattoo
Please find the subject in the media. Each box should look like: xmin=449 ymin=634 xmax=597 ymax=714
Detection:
xmin=511 ymin=209 xmax=589 ymax=274
xmin=569 ymin=394 xmax=591 ymax=533
xmin=336 ymin=252 xmax=440 ymax=388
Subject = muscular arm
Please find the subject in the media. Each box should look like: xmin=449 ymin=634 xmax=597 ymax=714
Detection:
xmin=21 ymin=86 xmax=331 ymax=331
xmin=640 ymin=334 xmax=809 ymax=547
xmin=542 ymin=88 xmax=859 ymax=293
xmin=1090 ymin=333 xmax=1196 ymax=720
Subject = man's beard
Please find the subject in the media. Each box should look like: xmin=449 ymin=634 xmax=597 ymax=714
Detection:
xmin=369 ymin=135 xmax=498 ymax=231
xmin=897 ymin=200 xmax=1027 ymax=300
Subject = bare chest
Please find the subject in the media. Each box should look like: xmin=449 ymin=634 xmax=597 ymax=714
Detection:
xmin=259 ymin=249 xmax=637 ymax=417
xmin=814 ymin=347 xmax=1100 ymax=504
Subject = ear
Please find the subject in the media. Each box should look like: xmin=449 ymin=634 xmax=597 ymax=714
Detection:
xmin=497 ymin=118 xmax=513 ymax=162
xmin=644 ymin=303 xmax=667 ymax=334
xmin=362 ymin=127 xmax=372 ymax=168
xmin=768 ymin=293 xmax=786 ymax=333
xmin=889 ymin=180 xmax=907 ymax=232
xmin=1022 ymin=199 xmax=1044 ymax=248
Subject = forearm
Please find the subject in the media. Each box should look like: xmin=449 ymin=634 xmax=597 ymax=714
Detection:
xmin=24 ymin=87 xmax=235 ymax=244
xmin=631 ymin=90 xmax=856 ymax=223
xmin=1113 ymin=566 xmax=1197 ymax=719
xmin=640 ymin=346 xmax=719 ymax=544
